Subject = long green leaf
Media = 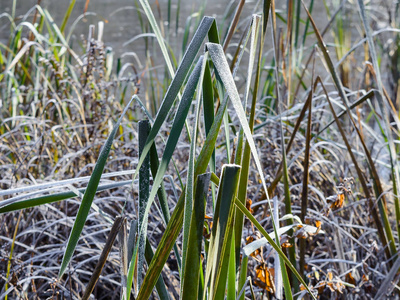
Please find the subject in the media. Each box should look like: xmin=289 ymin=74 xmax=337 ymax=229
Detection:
xmin=58 ymin=95 xmax=137 ymax=277
xmin=234 ymin=14 xmax=262 ymax=268
xmin=133 ymin=16 xmax=216 ymax=184
xmin=206 ymin=42 xmax=290 ymax=291
xmin=144 ymin=239 xmax=170 ymax=300
xmin=138 ymin=0 xmax=175 ymax=77
xmin=136 ymin=31 xmax=246 ymax=299
xmin=205 ymin=164 xmax=241 ymax=300
xmin=0 ymin=180 xmax=131 ymax=214
xmin=148 ymin=135 xmax=183 ymax=272
xmin=136 ymin=190 xmax=185 ymax=299
xmin=127 ymin=56 xmax=205 ymax=299
xmin=181 ymin=173 xmax=211 ymax=299
xmin=137 ymin=120 xmax=151 ymax=290
xmin=205 ymin=42 xmax=273 ymax=226
xmin=182 ymin=52 xmax=208 ymax=278
xmin=60 ymin=0 xmax=76 ymax=34
xmin=237 ymin=255 xmax=249 ymax=300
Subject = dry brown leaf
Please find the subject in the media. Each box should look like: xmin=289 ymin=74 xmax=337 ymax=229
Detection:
xmin=246 ymin=235 xmax=261 ymax=258
xmin=254 ymin=263 xmax=275 ymax=293
xmin=345 ymin=272 xmax=356 ymax=286
xmin=246 ymin=198 xmax=254 ymax=214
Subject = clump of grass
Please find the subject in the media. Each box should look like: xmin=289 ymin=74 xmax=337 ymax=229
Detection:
xmin=2 ymin=0 xmax=400 ymax=299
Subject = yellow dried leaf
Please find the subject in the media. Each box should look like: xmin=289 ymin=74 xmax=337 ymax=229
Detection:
xmin=345 ymin=272 xmax=356 ymax=286
xmin=327 ymin=271 xmax=333 ymax=281
xmin=254 ymin=264 xmax=275 ymax=293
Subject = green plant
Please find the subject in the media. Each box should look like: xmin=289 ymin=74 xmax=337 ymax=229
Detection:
xmin=2 ymin=0 xmax=400 ymax=299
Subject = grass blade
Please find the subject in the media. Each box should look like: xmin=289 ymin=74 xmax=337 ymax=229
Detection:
xmin=148 ymin=134 xmax=183 ymax=272
xmin=136 ymin=189 xmax=186 ymax=300
xmin=222 ymin=0 xmax=245 ymax=52
xmin=206 ymin=42 xmax=274 ymax=229
xmin=0 ymin=180 xmax=131 ymax=214
xmin=204 ymin=164 xmax=241 ymax=299
xmin=4 ymin=211 xmax=22 ymax=300
xmin=299 ymin=87 xmax=313 ymax=278
xmin=202 ymin=59 xmax=216 ymax=173
xmin=133 ymin=17 xmax=216 ymax=188
xmin=237 ymin=255 xmax=249 ymax=300
xmin=235 ymin=14 xmax=262 ymax=267
xmin=138 ymin=0 xmax=175 ymax=77
xmin=144 ymin=239 xmax=171 ymax=300
xmin=82 ymin=216 xmax=125 ymax=300
xmin=127 ymin=56 xmax=205 ymax=299
xmin=182 ymin=52 xmax=208 ymax=278
xmin=181 ymin=173 xmax=211 ymax=300
xmin=58 ymin=95 xmax=136 ymax=277
xmin=60 ymin=0 xmax=76 ymax=34
xmin=137 ymin=50 xmax=236 ymax=299
xmin=137 ymin=120 xmax=151 ymax=290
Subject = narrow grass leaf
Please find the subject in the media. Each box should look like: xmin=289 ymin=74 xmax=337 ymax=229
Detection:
xmin=181 ymin=173 xmax=211 ymax=299
xmin=136 ymin=189 xmax=186 ymax=300
xmin=202 ymin=59 xmax=216 ymax=171
xmin=182 ymin=52 xmax=208 ymax=276
xmin=222 ymin=0 xmax=245 ymax=52
xmin=205 ymin=164 xmax=241 ymax=299
xmin=0 ymin=180 xmax=131 ymax=214
xmin=235 ymin=14 xmax=262 ymax=267
xmin=237 ymin=255 xmax=249 ymax=300
xmin=60 ymin=0 xmax=76 ymax=33
xmin=58 ymin=95 xmax=136 ymax=277
xmin=144 ymin=239 xmax=170 ymax=300
xmin=82 ymin=216 xmax=125 ymax=300
xmin=127 ymin=56 xmax=205 ymax=299
xmin=137 ymin=120 xmax=151 ymax=290
xmin=299 ymin=87 xmax=313 ymax=278
xmin=133 ymin=17 xmax=215 ymax=188
xmin=206 ymin=42 xmax=273 ymax=227
xmin=138 ymin=0 xmax=175 ymax=77
xmin=226 ymin=234 xmax=236 ymax=300
xmin=136 ymin=37 xmax=246 ymax=298
xmin=149 ymin=138 xmax=182 ymax=271
xmin=4 ymin=211 xmax=22 ymax=300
